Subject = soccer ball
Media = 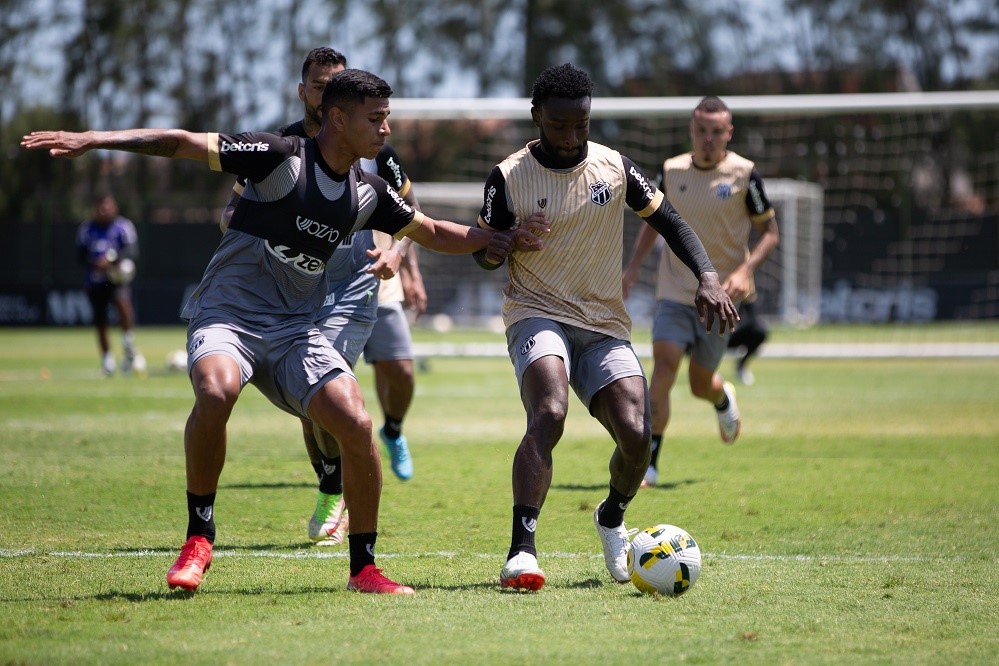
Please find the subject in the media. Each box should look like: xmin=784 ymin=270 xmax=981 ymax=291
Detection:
xmin=164 ymin=349 xmax=188 ymax=373
xmin=107 ymin=258 xmax=136 ymax=285
xmin=627 ymin=524 xmax=702 ymax=596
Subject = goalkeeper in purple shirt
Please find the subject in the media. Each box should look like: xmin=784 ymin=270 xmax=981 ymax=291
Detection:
xmin=75 ymin=194 xmax=145 ymax=376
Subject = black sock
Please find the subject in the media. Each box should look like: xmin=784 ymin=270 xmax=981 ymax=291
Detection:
xmin=317 ymin=453 xmax=343 ymax=495
xmin=507 ymin=505 xmax=540 ymax=560
xmin=648 ymin=434 xmax=663 ymax=469
xmin=598 ymin=485 xmax=634 ymax=528
xmin=715 ymin=394 xmax=730 ymax=411
xmin=348 ymin=532 xmax=377 ymax=576
xmin=311 ymin=461 xmax=324 ymax=483
xmin=186 ymin=491 xmax=216 ymax=543
xmin=383 ymin=414 xmax=403 ymax=441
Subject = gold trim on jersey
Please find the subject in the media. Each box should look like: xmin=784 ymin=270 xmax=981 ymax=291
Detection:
xmin=395 ymin=210 xmax=425 ymax=240
xmin=207 ymin=132 xmax=221 ymax=172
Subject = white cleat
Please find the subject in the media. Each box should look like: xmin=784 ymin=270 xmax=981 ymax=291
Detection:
xmin=717 ymin=381 xmax=742 ymax=444
xmin=593 ymin=500 xmax=633 ymax=583
xmin=500 ymin=551 xmax=546 ymax=591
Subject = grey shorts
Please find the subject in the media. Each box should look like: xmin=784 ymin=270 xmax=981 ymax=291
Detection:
xmin=651 ymin=299 xmax=731 ymax=370
xmin=364 ymin=301 xmax=413 ymax=364
xmin=506 ymin=317 xmax=645 ymax=410
xmin=186 ymin=319 xmax=354 ymax=419
xmin=320 ymin=314 xmax=375 ymax=368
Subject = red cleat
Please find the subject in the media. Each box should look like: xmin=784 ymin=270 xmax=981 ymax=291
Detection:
xmin=167 ymin=535 xmax=213 ymax=591
xmin=347 ymin=564 xmax=415 ymax=594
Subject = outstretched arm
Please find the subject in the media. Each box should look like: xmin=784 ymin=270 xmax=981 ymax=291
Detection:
xmin=21 ymin=129 xmax=210 ymax=161
xmin=405 ymin=216 xmax=544 ymax=258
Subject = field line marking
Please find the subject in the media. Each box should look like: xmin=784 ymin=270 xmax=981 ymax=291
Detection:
xmin=0 ymin=548 xmax=979 ymax=563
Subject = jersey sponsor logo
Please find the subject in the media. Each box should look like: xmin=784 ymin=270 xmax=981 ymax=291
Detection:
xmin=385 ymin=156 xmax=404 ymax=189
xmin=590 ymin=181 xmax=612 ymax=206
xmin=220 ymin=140 xmax=269 ymax=152
xmin=296 ymin=215 xmax=341 ymax=243
xmin=521 ymin=517 xmax=538 ymax=533
xmin=387 ymin=186 xmax=413 ymax=214
xmin=629 ymin=164 xmax=656 ymax=203
xmin=483 ymin=185 xmax=497 ymax=225
xmin=715 ymin=183 xmax=733 ymax=199
xmin=266 ymin=242 xmax=325 ymax=275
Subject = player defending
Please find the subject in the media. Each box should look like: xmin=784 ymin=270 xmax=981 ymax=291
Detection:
xmin=22 ymin=68 xmax=542 ymax=595
xmin=476 ymin=64 xmax=738 ymax=591
xmin=622 ymin=95 xmax=779 ymax=488
xmin=220 ymin=47 xmax=423 ymax=546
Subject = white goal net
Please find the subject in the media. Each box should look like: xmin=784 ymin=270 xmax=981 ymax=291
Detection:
xmin=390 ymin=91 xmax=998 ymax=351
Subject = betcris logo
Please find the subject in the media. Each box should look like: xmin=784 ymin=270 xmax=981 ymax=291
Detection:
xmin=385 ymin=156 xmax=404 ymax=189
xmin=629 ymin=165 xmax=655 ymax=202
xmin=483 ymin=185 xmax=497 ymax=225
xmin=220 ymin=140 xmax=269 ymax=152
xmin=388 ymin=186 xmax=413 ymax=214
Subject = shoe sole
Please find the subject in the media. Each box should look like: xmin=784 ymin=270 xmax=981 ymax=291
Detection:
xmin=500 ymin=572 xmax=546 ymax=591
xmin=346 ymin=582 xmax=415 ymax=594
xmin=720 ymin=422 xmax=741 ymax=444
xmin=167 ymin=559 xmax=211 ymax=591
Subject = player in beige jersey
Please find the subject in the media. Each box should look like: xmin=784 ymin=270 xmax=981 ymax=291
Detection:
xmin=475 ymin=64 xmax=738 ymax=591
xmin=623 ymin=95 xmax=780 ymax=488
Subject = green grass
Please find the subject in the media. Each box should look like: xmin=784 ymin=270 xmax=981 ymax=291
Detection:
xmin=1 ymin=327 xmax=997 ymax=665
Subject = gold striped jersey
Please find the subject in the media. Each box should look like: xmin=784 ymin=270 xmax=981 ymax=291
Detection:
xmin=478 ymin=140 xmax=665 ymax=340
xmin=656 ymin=151 xmax=775 ymax=304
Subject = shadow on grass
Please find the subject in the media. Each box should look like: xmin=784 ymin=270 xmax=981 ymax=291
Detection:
xmin=552 ymin=478 xmax=699 ymax=492
xmin=220 ymin=481 xmax=315 ymax=490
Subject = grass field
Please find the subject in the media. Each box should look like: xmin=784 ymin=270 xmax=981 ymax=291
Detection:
xmin=1 ymin=326 xmax=997 ymax=665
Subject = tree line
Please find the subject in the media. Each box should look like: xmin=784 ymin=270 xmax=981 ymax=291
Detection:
xmin=1 ymin=0 xmax=996 ymax=224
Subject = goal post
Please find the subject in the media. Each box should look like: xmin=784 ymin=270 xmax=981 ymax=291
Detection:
xmin=412 ymin=179 xmax=824 ymax=328
xmin=395 ymin=90 xmax=998 ymax=337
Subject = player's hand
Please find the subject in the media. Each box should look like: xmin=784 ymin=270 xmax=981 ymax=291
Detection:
xmin=401 ymin=267 xmax=428 ymax=317
xmin=20 ymin=131 xmax=94 ymax=158
xmin=721 ymin=266 xmax=752 ymax=303
xmin=366 ymin=248 xmax=402 ymax=280
xmin=694 ymin=272 xmax=740 ymax=334
xmin=522 ymin=212 xmax=551 ymax=238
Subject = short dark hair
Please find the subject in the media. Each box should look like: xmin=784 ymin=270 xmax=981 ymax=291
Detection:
xmin=320 ymin=69 xmax=393 ymax=114
xmin=301 ymin=47 xmax=348 ymax=82
xmin=531 ymin=63 xmax=593 ymax=107
xmin=694 ymin=95 xmax=730 ymax=116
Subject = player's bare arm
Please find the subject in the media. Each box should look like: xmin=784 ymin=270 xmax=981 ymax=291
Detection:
xmin=722 ymin=216 xmax=780 ymax=302
xmin=622 ymin=222 xmax=660 ymax=298
xmin=21 ymin=129 xmax=209 ymax=161
xmin=406 ymin=217 xmax=544 ymax=256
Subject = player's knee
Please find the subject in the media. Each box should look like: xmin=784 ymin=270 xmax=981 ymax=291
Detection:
xmin=527 ymin=399 xmax=567 ymax=441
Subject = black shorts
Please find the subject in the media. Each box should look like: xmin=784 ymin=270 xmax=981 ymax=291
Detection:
xmin=86 ymin=283 xmax=129 ymax=326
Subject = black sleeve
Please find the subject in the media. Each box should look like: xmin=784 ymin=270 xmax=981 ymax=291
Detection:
xmin=745 ymin=168 xmax=774 ymax=217
xmin=374 ymin=144 xmax=410 ymax=192
xmin=478 ymin=166 xmax=516 ymax=231
xmin=473 ymin=166 xmax=515 ymax=270
xmin=359 ymin=171 xmax=418 ymax=236
xmin=619 ymin=154 xmax=715 ymax=278
xmin=215 ymin=132 xmax=299 ymax=183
